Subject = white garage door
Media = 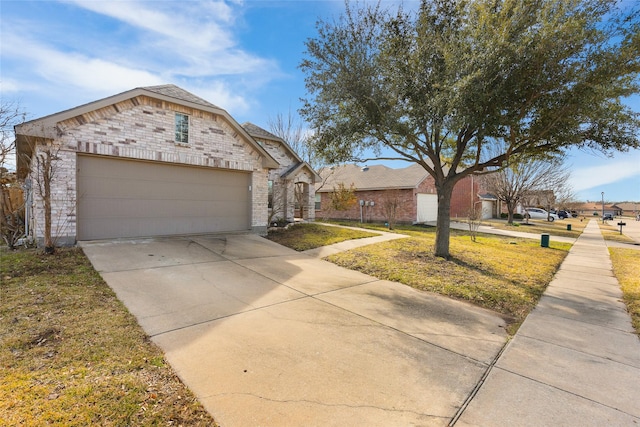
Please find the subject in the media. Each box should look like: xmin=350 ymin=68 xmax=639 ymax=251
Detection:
xmin=417 ymin=194 xmax=438 ymax=222
xmin=77 ymin=155 xmax=251 ymax=240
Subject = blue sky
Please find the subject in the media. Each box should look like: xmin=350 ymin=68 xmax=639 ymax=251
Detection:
xmin=1 ymin=0 xmax=638 ymax=203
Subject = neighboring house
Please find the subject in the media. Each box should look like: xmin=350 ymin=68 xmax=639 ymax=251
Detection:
xmin=573 ymin=202 xmax=622 ymax=217
xmin=15 ymin=84 xmax=316 ymax=244
xmin=612 ymin=202 xmax=639 ymax=217
xmin=315 ymin=163 xmax=492 ymax=223
xmin=241 ymin=123 xmax=321 ymax=224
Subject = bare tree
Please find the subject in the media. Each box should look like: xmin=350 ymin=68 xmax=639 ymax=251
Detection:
xmin=0 ymin=100 xmax=27 ymax=248
xmin=483 ymin=156 xmax=571 ymax=224
xmin=33 ymin=145 xmax=56 ymax=253
xmin=466 ymin=203 xmax=482 ymax=242
xmin=382 ymin=189 xmax=401 ymax=230
xmin=268 ymin=110 xmax=319 ymax=169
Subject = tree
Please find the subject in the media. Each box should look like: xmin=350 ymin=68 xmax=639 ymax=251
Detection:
xmin=300 ymin=0 xmax=640 ymax=258
xmin=382 ymin=189 xmax=401 ymax=230
xmin=0 ymin=101 xmax=27 ymax=248
xmin=268 ymin=110 xmax=320 ymax=169
xmin=483 ymin=155 xmax=572 ymax=224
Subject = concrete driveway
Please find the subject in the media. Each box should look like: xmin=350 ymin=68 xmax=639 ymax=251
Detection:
xmin=81 ymin=233 xmax=508 ymax=426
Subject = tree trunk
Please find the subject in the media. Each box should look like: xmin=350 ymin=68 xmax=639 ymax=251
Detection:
xmin=506 ymin=200 xmax=515 ymax=224
xmin=434 ymin=180 xmax=455 ymax=258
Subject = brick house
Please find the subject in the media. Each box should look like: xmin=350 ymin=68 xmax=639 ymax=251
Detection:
xmin=316 ymin=163 xmax=492 ymax=223
xmin=15 ymin=84 xmax=318 ymax=244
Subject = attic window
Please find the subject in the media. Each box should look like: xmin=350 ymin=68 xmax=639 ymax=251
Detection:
xmin=175 ymin=113 xmax=189 ymax=143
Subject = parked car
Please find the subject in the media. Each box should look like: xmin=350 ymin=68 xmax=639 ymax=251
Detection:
xmin=603 ymin=213 xmax=613 ymax=221
xmin=524 ymin=208 xmax=560 ymax=222
xmin=558 ymin=210 xmax=571 ymax=219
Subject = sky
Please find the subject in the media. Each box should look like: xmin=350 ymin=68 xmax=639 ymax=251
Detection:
xmin=1 ymin=0 xmax=639 ymax=203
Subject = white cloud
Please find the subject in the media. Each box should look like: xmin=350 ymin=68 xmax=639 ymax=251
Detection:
xmin=3 ymin=33 xmax=164 ymax=95
xmin=570 ymin=157 xmax=640 ymax=192
xmin=66 ymin=0 xmax=236 ymax=51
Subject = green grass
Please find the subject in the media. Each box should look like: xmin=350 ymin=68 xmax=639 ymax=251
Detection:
xmin=0 ymin=248 xmax=216 ymax=426
xmin=265 ymin=223 xmax=379 ymax=251
xmin=276 ymin=222 xmax=570 ymax=331
xmin=609 ymin=247 xmax=640 ymax=337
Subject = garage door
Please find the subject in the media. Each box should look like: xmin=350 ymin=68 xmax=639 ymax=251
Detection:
xmin=417 ymin=194 xmax=438 ymax=222
xmin=77 ymin=155 xmax=251 ymax=240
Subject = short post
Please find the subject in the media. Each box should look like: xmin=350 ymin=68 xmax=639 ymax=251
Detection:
xmin=566 ymin=224 xmax=572 ymax=231
xmin=617 ymin=222 xmax=626 ymax=235
xmin=541 ymin=233 xmax=550 ymax=248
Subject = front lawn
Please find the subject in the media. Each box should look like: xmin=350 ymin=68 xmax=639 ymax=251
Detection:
xmin=0 ymin=248 xmax=217 ymax=426
xmin=275 ymin=222 xmax=570 ymax=331
xmin=265 ymin=223 xmax=379 ymax=251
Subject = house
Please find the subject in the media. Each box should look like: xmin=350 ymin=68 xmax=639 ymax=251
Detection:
xmin=315 ymin=163 xmax=492 ymax=223
xmin=574 ymin=202 xmax=623 ymax=217
xmin=15 ymin=84 xmax=318 ymax=244
xmin=241 ymin=123 xmax=320 ymax=224
xmin=611 ymin=202 xmax=640 ymax=217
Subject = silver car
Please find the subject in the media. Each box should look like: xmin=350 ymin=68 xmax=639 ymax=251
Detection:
xmin=525 ymin=208 xmax=559 ymax=222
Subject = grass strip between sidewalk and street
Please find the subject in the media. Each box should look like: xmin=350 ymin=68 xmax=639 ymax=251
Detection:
xmin=609 ymin=247 xmax=640 ymax=337
xmin=270 ymin=222 xmax=571 ymax=332
xmin=0 ymin=248 xmax=217 ymax=426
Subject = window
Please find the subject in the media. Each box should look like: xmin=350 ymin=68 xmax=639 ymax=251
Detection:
xmin=268 ymin=180 xmax=274 ymax=209
xmin=315 ymin=193 xmax=321 ymax=210
xmin=175 ymin=113 xmax=189 ymax=143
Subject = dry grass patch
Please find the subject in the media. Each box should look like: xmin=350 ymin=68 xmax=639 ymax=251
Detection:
xmin=325 ymin=229 xmax=569 ymax=327
xmin=265 ymin=223 xmax=379 ymax=251
xmin=0 ymin=248 xmax=216 ymax=426
xmin=598 ymin=220 xmax=636 ymax=243
xmin=609 ymin=247 xmax=640 ymax=336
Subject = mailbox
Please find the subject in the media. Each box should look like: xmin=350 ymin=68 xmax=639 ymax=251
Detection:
xmin=617 ymin=221 xmax=626 ymax=234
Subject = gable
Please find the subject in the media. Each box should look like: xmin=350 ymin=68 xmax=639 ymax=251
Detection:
xmin=15 ymin=85 xmax=278 ymax=178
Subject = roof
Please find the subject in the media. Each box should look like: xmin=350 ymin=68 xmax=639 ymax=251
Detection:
xmin=242 ymin=122 xmax=321 ymax=182
xmin=241 ymin=122 xmax=281 ymax=141
xmin=15 ymin=85 xmax=279 ymax=177
xmin=142 ymin=84 xmax=221 ymax=108
xmin=317 ymin=163 xmax=429 ymax=192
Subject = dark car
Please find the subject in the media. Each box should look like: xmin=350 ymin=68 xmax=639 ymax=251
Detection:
xmin=558 ymin=210 xmax=571 ymax=219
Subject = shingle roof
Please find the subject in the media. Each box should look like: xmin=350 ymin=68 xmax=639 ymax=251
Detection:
xmin=318 ymin=163 xmax=429 ymax=191
xmin=241 ymin=122 xmax=282 ymax=141
xmin=141 ymin=84 xmax=220 ymax=109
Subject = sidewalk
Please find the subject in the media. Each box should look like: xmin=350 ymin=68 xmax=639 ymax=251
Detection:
xmin=454 ymin=219 xmax=640 ymax=426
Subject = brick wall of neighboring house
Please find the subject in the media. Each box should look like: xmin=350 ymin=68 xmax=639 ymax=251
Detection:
xmin=317 ymin=174 xmax=484 ymax=223
xmin=318 ymin=188 xmax=417 ymax=223
xmin=27 ymin=95 xmax=268 ymax=243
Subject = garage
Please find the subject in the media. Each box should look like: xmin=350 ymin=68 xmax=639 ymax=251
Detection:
xmin=417 ymin=193 xmax=438 ymax=222
xmin=77 ymin=155 xmax=251 ymax=240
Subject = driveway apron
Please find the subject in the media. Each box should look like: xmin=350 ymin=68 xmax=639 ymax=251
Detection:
xmin=81 ymin=233 xmax=508 ymax=426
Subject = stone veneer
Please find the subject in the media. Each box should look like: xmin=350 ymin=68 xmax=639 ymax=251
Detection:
xmin=27 ymin=95 xmax=270 ymax=243
xmin=253 ymin=136 xmax=316 ymax=223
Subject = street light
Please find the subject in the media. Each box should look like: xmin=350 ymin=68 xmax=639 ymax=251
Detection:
xmin=601 ymin=192 xmax=605 ymax=222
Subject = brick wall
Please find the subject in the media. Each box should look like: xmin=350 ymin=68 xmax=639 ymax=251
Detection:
xmin=317 ymin=174 xmax=483 ymax=223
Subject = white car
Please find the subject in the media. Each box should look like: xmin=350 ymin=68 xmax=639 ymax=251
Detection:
xmin=525 ymin=208 xmax=559 ymax=222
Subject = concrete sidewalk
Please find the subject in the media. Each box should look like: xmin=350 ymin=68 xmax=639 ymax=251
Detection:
xmin=455 ymin=219 xmax=640 ymax=426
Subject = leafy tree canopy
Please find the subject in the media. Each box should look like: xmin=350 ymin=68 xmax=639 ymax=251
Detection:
xmin=300 ymin=0 xmax=639 ymax=257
